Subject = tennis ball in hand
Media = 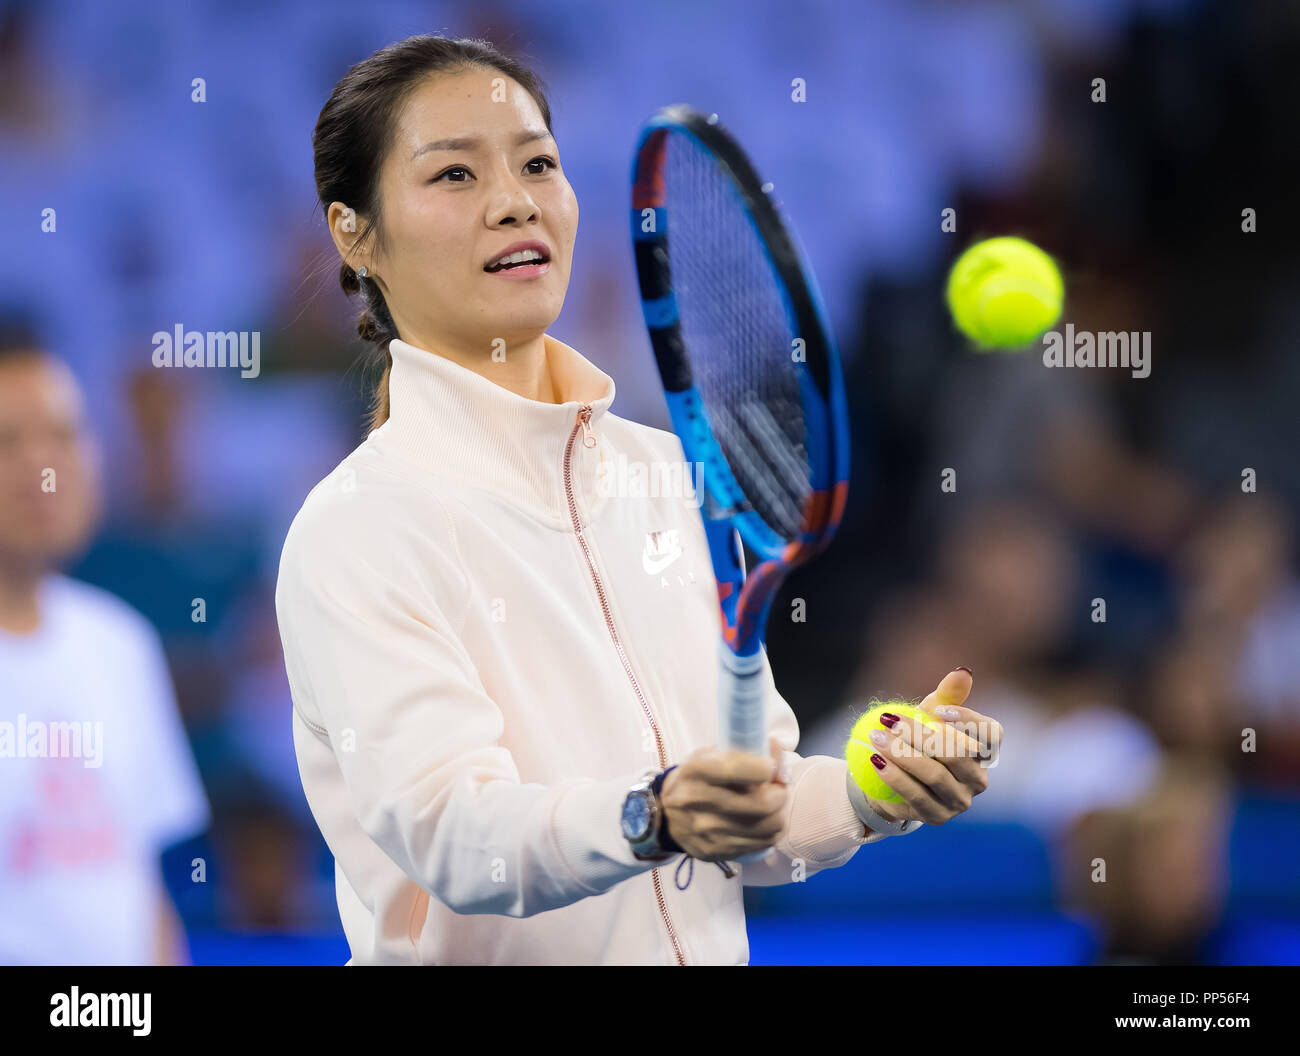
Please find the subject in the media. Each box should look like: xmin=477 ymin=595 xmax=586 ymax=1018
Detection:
xmin=946 ymin=236 xmax=1063 ymax=349
xmin=845 ymin=701 xmax=947 ymax=805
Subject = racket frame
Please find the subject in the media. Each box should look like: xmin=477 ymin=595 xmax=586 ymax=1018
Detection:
xmin=631 ymin=105 xmax=851 ymax=669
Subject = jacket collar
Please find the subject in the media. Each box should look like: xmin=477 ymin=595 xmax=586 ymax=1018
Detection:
xmin=377 ymin=334 xmax=617 ymax=525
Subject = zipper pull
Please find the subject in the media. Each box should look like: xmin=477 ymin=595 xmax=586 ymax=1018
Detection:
xmin=578 ymin=404 xmax=597 ymax=448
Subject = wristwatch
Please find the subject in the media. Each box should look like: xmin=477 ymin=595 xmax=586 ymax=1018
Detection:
xmin=621 ymin=766 xmax=683 ymax=861
xmin=845 ymin=770 xmax=924 ymax=838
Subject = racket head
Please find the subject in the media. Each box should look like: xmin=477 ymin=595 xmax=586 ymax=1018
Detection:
xmin=631 ymin=106 xmax=850 ymax=653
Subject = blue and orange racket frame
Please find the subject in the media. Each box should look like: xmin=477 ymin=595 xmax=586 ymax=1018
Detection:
xmin=631 ymin=105 xmax=851 ymax=662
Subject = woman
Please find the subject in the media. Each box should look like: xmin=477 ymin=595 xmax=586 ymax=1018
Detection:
xmin=277 ymin=34 xmax=1000 ymax=965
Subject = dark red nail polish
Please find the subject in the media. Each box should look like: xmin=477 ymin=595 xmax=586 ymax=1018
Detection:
xmin=870 ymin=754 xmax=887 ymax=771
xmin=955 ymin=666 xmax=973 ymax=676
xmin=879 ymin=712 xmax=901 ymax=729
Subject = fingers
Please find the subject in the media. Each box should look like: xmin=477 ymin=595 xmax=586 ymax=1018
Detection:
xmin=886 ymin=711 xmax=989 ymax=790
xmin=928 ymin=706 xmax=1003 ymax=766
xmin=859 ymin=667 xmax=1001 ymax=825
xmin=916 ymin=668 xmax=1003 ymax=766
xmin=666 ymin=795 xmax=786 ymax=860
xmin=938 ymin=708 xmax=1003 ymax=766
xmin=866 ymin=727 xmax=973 ymax=820
xmin=917 ymin=667 xmax=973 ymax=715
xmin=688 ymin=747 xmax=781 ymax=787
xmin=670 ymin=776 xmax=787 ymax=822
xmin=769 ymin=735 xmax=791 ymax=785
xmin=673 ymin=747 xmax=787 ymax=819
xmin=665 ymin=746 xmax=790 ymax=860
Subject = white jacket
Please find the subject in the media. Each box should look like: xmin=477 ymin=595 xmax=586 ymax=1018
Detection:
xmin=274 ymin=334 xmax=887 ymax=965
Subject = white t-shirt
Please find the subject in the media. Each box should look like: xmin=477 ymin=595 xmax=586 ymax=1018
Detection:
xmin=973 ymin=694 xmax=1162 ymax=838
xmin=1237 ymin=582 xmax=1300 ymax=724
xmin=0 ymin=574 xmax=210 ymax=965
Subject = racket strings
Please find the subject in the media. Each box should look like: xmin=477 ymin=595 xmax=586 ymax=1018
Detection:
xmin=664 ymin=130 xmax=813 ymax=541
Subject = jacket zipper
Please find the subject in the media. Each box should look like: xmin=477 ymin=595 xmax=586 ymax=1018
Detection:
xmin=564 ymin=402 xmax=687 ymax=967
xmin=294 ymin=701 xmax=330 ymax=739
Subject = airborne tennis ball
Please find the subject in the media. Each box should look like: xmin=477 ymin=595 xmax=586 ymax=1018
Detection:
xmin=845 ymin=701 xmax=947 ymax=805
xmin=946 ymin=236 xmax=1063 ymax=349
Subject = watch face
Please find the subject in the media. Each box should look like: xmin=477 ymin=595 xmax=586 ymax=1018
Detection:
xmin=621 ymin=790 xmax=652 ymax=842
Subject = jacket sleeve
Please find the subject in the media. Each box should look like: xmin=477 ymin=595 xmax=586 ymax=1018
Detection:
xmin=275 ymin=485 xmax=660 ymax=918
xmin=739 ymin=649 xmax=890 ymax=887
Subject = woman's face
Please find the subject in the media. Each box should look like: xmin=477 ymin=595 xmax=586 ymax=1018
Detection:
xmin=343 ymin=68 xmax=578 ymax=353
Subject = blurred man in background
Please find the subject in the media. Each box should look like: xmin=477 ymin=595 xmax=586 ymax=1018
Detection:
xmin=0 ymin=324 xmax=209 ymax=965
xmin=1062 ymin=755 xmax=1233 ymax=965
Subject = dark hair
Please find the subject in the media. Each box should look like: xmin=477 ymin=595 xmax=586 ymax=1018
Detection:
xmin=312 ymin=35 xmax=553 ymax=433
xmin=0 ymin=313 xmax=45 ymax=362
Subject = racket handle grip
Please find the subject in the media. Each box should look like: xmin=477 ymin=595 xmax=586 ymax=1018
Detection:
xmin=718 ymin=643 xmax=767 ymax=756
xmin=718 ymin=645 xmax=778 ymax=867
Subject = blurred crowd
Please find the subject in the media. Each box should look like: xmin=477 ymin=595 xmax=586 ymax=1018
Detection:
xmin=2 ymin=0 xmax=1297 ymax=964
xmin=798 ymin=0 xmax=1300 ymax=964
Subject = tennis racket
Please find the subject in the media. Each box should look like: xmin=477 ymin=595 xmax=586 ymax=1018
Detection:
xmin=631 ymin=106 xmax=850 ymax=780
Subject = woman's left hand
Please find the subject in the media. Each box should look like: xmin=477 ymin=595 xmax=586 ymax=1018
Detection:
xmin=866 ymin=668 xmax=1002 ymax=827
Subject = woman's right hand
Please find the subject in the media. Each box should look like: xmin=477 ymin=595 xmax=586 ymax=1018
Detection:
xmin=659 ymin=746 xmax=788 ymax=861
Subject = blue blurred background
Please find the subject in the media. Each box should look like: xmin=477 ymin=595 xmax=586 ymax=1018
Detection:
xmin=2 ymin=0 xmax=1298 ymax=964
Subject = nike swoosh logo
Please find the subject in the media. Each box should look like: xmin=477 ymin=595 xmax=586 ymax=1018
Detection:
xmin=642 ymin=548 xmax=682 ymax=575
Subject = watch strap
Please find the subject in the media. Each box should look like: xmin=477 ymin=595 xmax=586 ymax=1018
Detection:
xmin=650 ymin=765 xmax=683 ymax=854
